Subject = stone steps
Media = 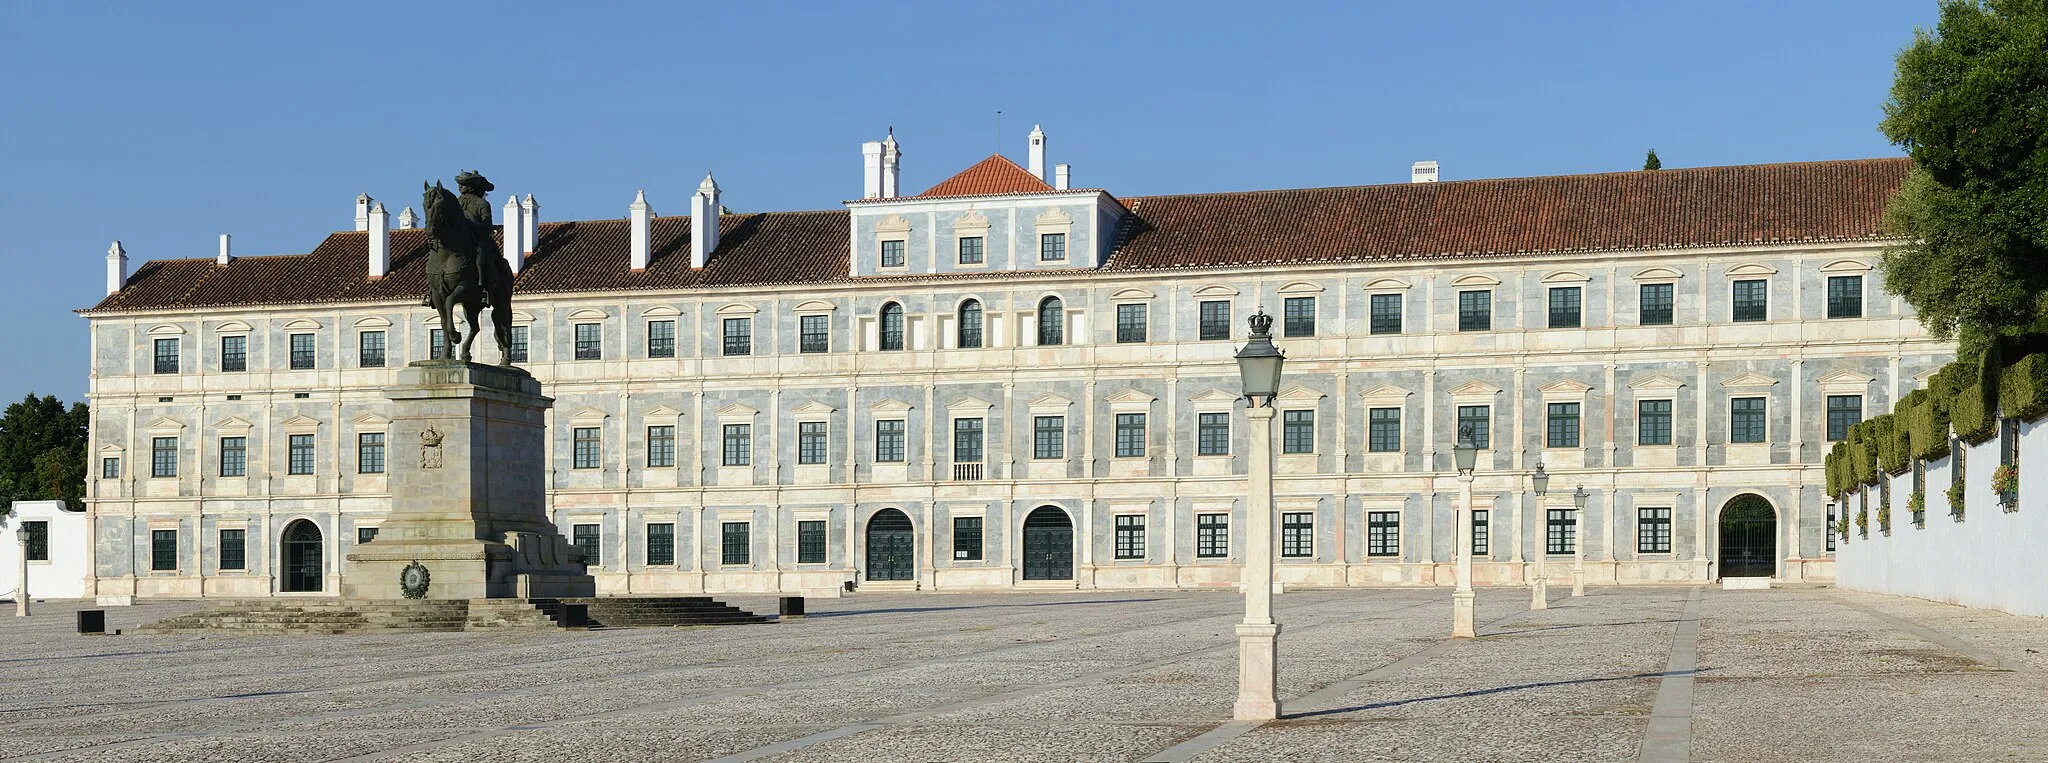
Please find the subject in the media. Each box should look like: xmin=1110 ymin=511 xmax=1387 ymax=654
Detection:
xmin=134 ymin=596 xmax=771 ymax=634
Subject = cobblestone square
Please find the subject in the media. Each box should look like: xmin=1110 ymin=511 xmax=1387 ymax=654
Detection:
xmin=3 ymin=587 xmax=2045 ymax=762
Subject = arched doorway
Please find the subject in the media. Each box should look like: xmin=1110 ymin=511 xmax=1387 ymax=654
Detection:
xmin=866 ymin=509 xmax=915 ymax=582
xmin=1022 ymin=506 xmax=1074 ymax=580
xmin=282 ymin=519 xmax=324 ymax=592
xmin=1718 ymin=495 xmax=1777 ymax=578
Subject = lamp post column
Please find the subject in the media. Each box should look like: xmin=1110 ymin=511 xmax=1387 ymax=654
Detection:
xmin=1530 ymin=512 xmax=1549 ymax=610
xmin=1453 ymin=472 xmax=1476 ymax=638
xmin=1234 ymin=405 xmax=1280 ymax=721
xmin=14 ymin=533 xmax=27 ymax=617
xmin=1572 ymin=509 xmax=1587 ymax=597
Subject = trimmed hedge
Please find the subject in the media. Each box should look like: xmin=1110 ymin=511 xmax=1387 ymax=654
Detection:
xmin=1825 ymin=442 xmax=1848 ymax=498
xmin=1907 ymin=387 xmax=1953 ymax=461
xmin=1873 ymin=414 xmax=1909 ymax=475
xmin=1846 ymin=422 xmax=1875 ymax=486
xmin=2001 ymin=353 xmax=2048 ymax=422
xmin=1950 ymin=345 xmax=1998 ymax=444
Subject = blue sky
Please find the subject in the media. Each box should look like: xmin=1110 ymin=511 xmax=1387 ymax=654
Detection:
xmin=0 ymin=1 xmax=1936 ymax=405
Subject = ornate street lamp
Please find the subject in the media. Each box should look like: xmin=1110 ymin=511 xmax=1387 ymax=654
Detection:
xmin=1451 ymin=424 xmax=1479 ymax=638
xmin=1572 ymin=485 xmax=1590 ymax=597
xmin=13 ymin=524 xmax=28 ymax=617
xmin=1529 ymin=464 xmax=1550 ymax=610
xmin=1232 ymin=309 xmax=1284 ymax=721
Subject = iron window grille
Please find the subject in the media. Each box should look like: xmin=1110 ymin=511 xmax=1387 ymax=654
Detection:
xmin=152 ymin=437 xmax=177 ymax=477
xmin=100 ymin=457 xmax=119 ymax=479
xmin=1368 ymin=408 xmax=1402 ymax=452
xmin=219 ymin=437 xmax=247 ymax=477
xmin=1827 ymin=502 xmax=1839 ymax=551
xmin=288 ymin=434 xmax=315 ymax=475
xmin=1367 ymin=511 xmax=1400 ymax=557
xmin=797 ymin=421 xmax=827 ymax=465
xmin=1912 ymin=459 xmax=1927 ymax=526
xmin=430 ymin=329 xmax=448 ymax=360
xmin=721 ymin=522 xmax=750 ymax=565
xmin=722 ymin=424 xmax=751 ymax=466
xmin=958 ymin=236 xmax=984 ymax=264
xmin=1281 ymin=512 xmax=1313 ymax=558
xmin=509 ymin=326 xmax=528 ymax=363
xmin=289 ymin=333 xmax=315 ymax=369
xmin=1282 ymin=410 xmax=1315 ymax=454
xmin=355 ymin=331 xmax=383 ymax=368
xmin=357 ymin=527 xmax=378 ymax=544
xmin=647 ymin=425 xmax=676 ymax=468
xmin=957 ymin=301 xmax=983 ymax=348
xmin=1033 ymin=416 xmax=1065 ymax=459
xmin=1282 ymin=296 xmax=1316 ymax=337
xmin=647 ymin=320 xmax=675 ymax=358
xmin=1547 ymin=509 xmax=1576 ymax=555
xmin=1827 ymin=275 xmax=1864 ymax=319
xmin=1457 ymin=290 xmax=1492 ymax=331
xmin=1638 ymin=507 xmax=1672 ymax=553
xmin=1730 ymin=397 xmax=1767 ymax=444
xmin=1039 ymin=232 xmax=1066 ymax=261
xmin=1547 ymin=403 xmax=1581 ymax=448
xmin=1116 ymin=303 xmax=1148 ymax=343
xmin=1199 ymin=300 xmax=1231 ymax=340
xmin=1456 ymin=406 xmax=1491 ymax=449
xmin=953 ymin=418 xmax=984 ymax=463
xmin=646 ymin=523 xmax=675 ymax=566
xmin=154 ymin=338 xmax=179 ymax=374
xmin=953 ymin=516 xmax=983 ymax=560
xmin=151 ymin=529 xmax=177 ymax=571
xmin=880 ymin=239 xmax=905 ymax=268
xmin=880 ymin=303 xmax=905 ymax=351
xmin=1369 ymin=293 xmax=1402 ymax=334
xmin=1825 ymin=395 xmax=1863 ymax=442
xmin=800 ymin=314 xmax=830 ymax=353
xmin=572 ymin=427 xmax=601 ymax=469
xmin=1114 ymin=515 xmax=1146 ymax=560
xmin=1953 ymin=437 xmax=1967 ymax=517
xmin=574 ymin=324 xmax=602 ymax=360
xmin=1115 ymin=413 xmax=1146 ymax=458
xmin=1037 ymin=297 xmax=1064 ymax=345
xmin=358 ymin=432 xmax=384 ymax=474
xmin=1471 ymin=510 xmax=1489 ymax=555
xmin=874 ymin=420 xmax=905 ymax=462
xmin=222 ymin=335 xmax=248 ymax=371
xmin=572 ymin=524 xmax=600 ymax=566
xmin=1197 ymin=412 xmax=1230 ymax=456
xmin=1547 ymin=287 xmax=1582 ymax=328
xmin=1731 ymin=279 xmax=1768 ymax=322
xmin=722 ymin=318 xmax=752 ymax=356
xmin=797 ymin=520 xmax=828 ymax=564
xmin=219 ymin=529 xmax=245 ymax=570
xmin=21 ymin=520 xmax=47 ymax=561
xmin=1196 ymin=513 xmax=1229 ymax=558
xmin=1639 ymin=283 xmax=1675 ymax=325
xmin=1638 ymin=400 xmax=1674 ymax=445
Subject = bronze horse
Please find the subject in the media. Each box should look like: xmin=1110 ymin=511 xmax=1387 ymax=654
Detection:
xmin=422 ymin=181 xmax=515 ymax=364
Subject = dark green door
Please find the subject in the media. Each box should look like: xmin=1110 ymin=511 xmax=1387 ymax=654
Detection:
xmin=1718 ymin=495 xmax=1776 ymax=578
xmin=282 ymin=520 xmax=323 ymax=592
xmin=1022 ymin=507 xmax=1073 ymax=581
xmin=866 ymin=509 xmax=915 ymax=581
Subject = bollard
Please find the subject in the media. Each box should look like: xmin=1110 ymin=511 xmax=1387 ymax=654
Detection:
xmin=779 ymin=595 xmax=805 ymax=620
xmin=77 ymin=610 xmax=106 ymax=635
xmin=558 ymin=603 xmax=589 ymax=629
xmin=842 ymin=580 xmax=857 ymax=593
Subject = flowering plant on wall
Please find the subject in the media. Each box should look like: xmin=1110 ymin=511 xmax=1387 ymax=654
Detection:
xmin=1946 ymin=479 xmax=1967 ymax=520
xmin=1993 ymin=464 xmax=2019 ymax=510
xmin=1836 ymin=512 xmax=1852 ymax=544
xmin=1909 ymin=491 xmax=1926 ymax=524
xmin=1856 ymin=504 xmax=1869 ymax=537
xmin=1876 ymin=497 xmax=1892 ymax=534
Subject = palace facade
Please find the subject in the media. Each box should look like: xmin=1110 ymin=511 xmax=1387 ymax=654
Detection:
xmin=80 ymin=128 xmax=1945 ymax=598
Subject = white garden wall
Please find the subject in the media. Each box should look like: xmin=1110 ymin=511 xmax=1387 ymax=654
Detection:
xmin=1 ymin=500 xmax=90 ymax=600
xmin=1836 ymin=419 xmax=2048 ymax=617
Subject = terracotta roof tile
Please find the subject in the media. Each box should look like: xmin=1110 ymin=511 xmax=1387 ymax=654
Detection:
xmin=912 ymin=155 xmax=1055 ymax=199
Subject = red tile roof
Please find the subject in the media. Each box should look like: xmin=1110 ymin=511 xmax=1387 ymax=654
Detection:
xmin=83 ymin=157 xmax=1910 ymax=313
xmin=911 ymin=155 xmax=1055 ymax=198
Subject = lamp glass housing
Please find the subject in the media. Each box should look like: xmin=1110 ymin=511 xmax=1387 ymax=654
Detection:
xmin=1573 ymin=486 xmax=1589 ymax=509
xmin=1236 ymin=354 xmax=1285 ymax=402
xmin=1531 ymin=464 xmax=1550 ymax=496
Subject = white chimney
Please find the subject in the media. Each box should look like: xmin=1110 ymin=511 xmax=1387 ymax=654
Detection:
xmin=880 ymin=131 xmax=901 ymax=198
xmin=502 ymin=193 xmax=525 ymax=272
xmin=367 ymin=202 xmax=390 ymax=279
xmin=1028 ymin=124 xmax=1047 ymax=180
xmin=105 ymin=240 xmax=127 ymax=295
xmin=1411 ymin=160 xmax=1440 ymax=183
xmin=1054 ymin=163 xmax=1071 ymax=190
xmin=862 ymin=140 xmax=884 ymax=199
xmin=522 ymin=194 xmax=539 ymax=254
xmin=629 ymin=190 xmax=652 ymax=271
xmin=216 ymin=233 xmax=233 ymax=266
xmin=690 ymin=173 xmax=720 ymax=269
xmin=354 ymin=194 xmax=372 ymax=231
xmin=397 ymin=207 xmax=418 ymax=230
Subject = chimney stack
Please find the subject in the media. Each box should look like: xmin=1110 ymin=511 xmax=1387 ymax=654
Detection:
xmin=1411 ymin=161 xmax=1440 ymax=183
xmin=629 ymin=190 xmax=652 ymax=271
xmin=522 ymin=194 xmax=539 ymax=255
xmin=397 ymin=207 xmax=418 ymax=230
xmin=217 ymin=233 xmax=233 ymax=266
xmin=880 ymin=130 xmax=901 ymax=198
xmin=367 ymin=202 xmax=390 ymax=279
xmin=502 ymin=193 xmax=525 ymax=273
xmin=105 ymin=240 xmax=127 ymax=295
xmin=355 ymin=194 xmax=373 ymax=231
xmin=1054 ymin=164 xmax=1071 ymax=190
xmin=690 ymin=173 xmax=720 ymax=269
xmin=1028 ymin=124 xmax=1047 ymax=180
xmin=862 ymin=140 xmax=884 ymax=199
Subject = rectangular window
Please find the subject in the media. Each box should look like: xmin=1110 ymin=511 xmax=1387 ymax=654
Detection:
xmin=722 ymin=318 xmax=752 ymax=356
xmin=1115 ymin=413 xmax=1147 ymax=458
xmin=952 ymin=516 xmax=983 ymax=561
xmin=1730 ymin=397 xmax=1767 ymax=444
xmin=1953 ymin=437 xmax=1967 ymax=514
xmin=1546 ymin=403 xmax=1581 ymax=448
xmin=1638 ymin=400 xmax=1674 ymax=446
xmin=430 ymin=328 xmax=447 ymax=360
xmin=288 ymin=333 xmax=315 ymax=370
xmin=1826 ymin=395 xmax=1863 ymax=442
xmin=1637 ymin=508 xmax=1673 ymax=553
xmin=1196 ymin=513 xmax=1229 ymax=558
xmin=1114 ymin=515 xmax=1146 ymax=560
xmin=800 ymin=314 xmax=829 ymax=353
xmin=101 ymin=456 xmax=119 ymax=479
xmin=574 ymin=323 xmax=602 ymax=360
xmin=1457 ymin=406 xmax=1491 ymax=449
xmin=957 ymin=236 xmax=984 ymax=265
xmin=646 ymin=320 xmax=675 ymax=358
xmin=1197 ymin=412 xmax=1231 ymax=456
xmin=797 ymin=421 xmax=827 ymax=465
xmin=874 ymin=419 xmax=905 ymax=462
xmin=953 ymin=418 xmax=984 ymax=463
xmin=1547 ymin=509 xmax=1576 ymax=555
xmin=152 ymin=437 xmax=178 ymax=477
xmin=222 ymin=335 xmax=248 ymax=372
xmin=722 ymin=424 xmax=751 ymax=466
xmin=1732 ymin=279 xmax=1768 ymax=322
xmin=1827 ymin=502 xmax=1839 ymax=551
xmin=1199 ymin=300 xmax=1232 ymax=341
xmin=1281 ymin=512 xmax=1314 ymax=558
xmin=721 ymin=522 xmax=750 ymax=565
xmin=356 ymin=331 xmax=384 ymax=368
xmin=218 ymin=528 xmax=245 ymax=570
xmin=1282 ymin=410 xmax=1315 ymax=454
xmin=151 ymin=529 xmax=177 ymax=571
xmin=647 ymin=425 xmax=676 ymax=468
xmin=798 ymin=520 xmax=827 ymax=564
xmin=646 ymin=523 xmax=675 ymax=566
xmin=1639 ymin=283 xmax=1674 ymax=325
xmin=572 ymin=427 xmax=601 ymax=469
xmin=509 ymin=325 xmax=528 ymax=363
xmin=880 ymin=239 xmax=905 ymax=268
xmin=1369 ymin=293 xmax=1402 ymax=335
xmin=358 ymin=432 xmax=384 ymax=474
xmin=1458 ymin=290 xmax=1492 ymax=331
xmin=1039 ymin=232 xmax=1066 ymax=261
xmin=154 ymin=338 xmax=179 ymax=374
xmin=573 ymin=524 xmax=600 ymax=566
xmin=357 ymin=527 xmax=378 ymax=544
xmin=1471 ymin=509 xmax=1490 ymax=556
xmin=1116 ymin=303 xmax=1148 ymax=343
xmin=1547 ymin=287 xmax=1582 ymax=328
xmin=1367 ymin=511 xmax=1400 ymax=557
xmin=1033 ymin=416 xmax=1065 ymax=459
xmin=219 ymin=436 xmax=247 ymax=477
xmin=1368 ymin=407 xmax=1402 ymax=452
xmin=1827 ymin=275 xmax=1864 ymax=319
xmin=288 ymin=434 xmax=315 ymax=475
xmin=21 ymin=520 xmax=48 ymax=561
xmin=1283 ymin=296 xmax=1316 ymax=337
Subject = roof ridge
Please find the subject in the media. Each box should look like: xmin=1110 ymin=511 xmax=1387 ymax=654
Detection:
xmin=1122 ymin=156 xmax=1911 ymax=203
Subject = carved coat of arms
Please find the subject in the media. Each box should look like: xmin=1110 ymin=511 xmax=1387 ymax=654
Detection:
xmin=420 ymin=427 xmax=445 ymax=469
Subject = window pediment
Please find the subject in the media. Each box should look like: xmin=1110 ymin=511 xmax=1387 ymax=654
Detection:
xmin=279 ymin=414 xmax=321 ymax=433
xmin=1189 ymin=389 xmax=1239 ymax=410
xmin=282 ymin=318 xmax=322 ymax=331
xmin=567 ymin=308 xmax=609 ymax=322
xmin=869 ymin=398 xmax=914 ymax=414
xmin=952 ymin=208 xmax=990 ymax=232
xmin=876 ymin=214 xmax=912 ymax=234
xmin=1448 ymin=274 xmax=1500 ymax=288
xmin=1627 ymin=374 xmax=1686 ymax=394
xmin=1724 ymin=263 xmax=1779 ymax=278
xmin=1363 ymin=277 xmax=1411 ymax=292
xmin=1359 ymin=385 xmax=1413 ymax=405
xmin=790 ymin=400 xmax=835 ymax=419
xmin=715 ymin=303 xmax=760 ymax=317
xmin=1028 ymin=393 xmax=1074 ymax=412
xmin=510 ymin=310 xmax=536 ymax=326
xmin=215 ymin=320 xmax=255 ymax=333
xmin=1275 ymin=281 xmax=1324 ymax=295
xmin=1541 ymin=270 xmax=1592 ymax=284
xmin=793 ymin=300 xmax=836 ymax=314
xmin=1275 ymin=386 xmax=1326 ymax=405
xmin=1192 ymin=285 xmax=1239 ymax=298
xmin=1034 ymin=207 xmax=1072 ymax=229
xmin=1107 ymin=388 xmax=1156 ymax=412
xmin=1719 ymin=372 xmax=1778 ymax=388
xmin=1447 ymin=381 xmax=1501 ymax=399
xmin=1815 ymin=370 xmax=1875 ymax=393
xmin=350 ymin=413 xmax=391 ymax=428
xmin=1109 ymin=288 xmax=1154 ymax=302
xmin=214 ymin=416 xmax=253 ymax=432
xmin=1819 ymin=259 xmax=1874 ymax=273
xmin=946 ymin=396 xmax=995 ymax=413
xmin=641 ymin=404 xmax=684 ymax=420
xmin=640 ymin=305 xmax=681 ymax=318
xmin=567 ymin=407 xmax=610 ymax=426
xmin=1632 ymin=266 xmax=1684 ymax=282
xmin=1538 ymin=379 xmax=1594 ymax=401
xmin=147 ymin=324 xmax=187 ymax=336
xmin=146 ymin=417 xmax=186 ymax=434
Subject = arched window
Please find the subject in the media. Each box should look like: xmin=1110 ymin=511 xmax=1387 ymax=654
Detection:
xmin=879 ymin=302 xmax=905 ymax=351
xmin=1037 ymin=297 xmax=1064 ymax=346
xmin=958 ymin=300 xmax=984 ymax=349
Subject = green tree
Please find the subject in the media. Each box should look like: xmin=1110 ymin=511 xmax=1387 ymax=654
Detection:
xmin=1878 ymin=0 xmax=2048 ymax=344
xmin=1643 ymin=149 xmax=1662 ymax=170
xmin=0 ymin=393 xmax=89 ymax=513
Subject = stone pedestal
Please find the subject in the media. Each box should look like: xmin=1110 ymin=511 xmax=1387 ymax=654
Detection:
xmin=344 ymin=361 xmax=594 ymax=600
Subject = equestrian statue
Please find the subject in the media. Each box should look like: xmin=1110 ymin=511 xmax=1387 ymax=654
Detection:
xmin=421 ymin=170 xmax=517 ymax=364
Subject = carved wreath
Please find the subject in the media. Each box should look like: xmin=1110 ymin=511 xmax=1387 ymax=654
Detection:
xmin=400 ymin=560 xmax=432 ymax=599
